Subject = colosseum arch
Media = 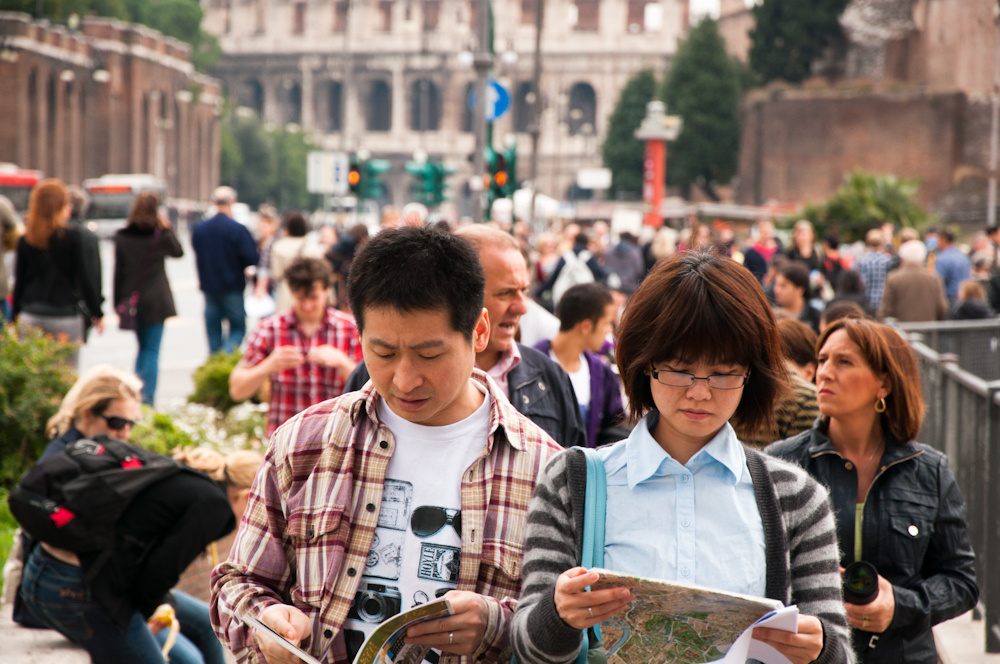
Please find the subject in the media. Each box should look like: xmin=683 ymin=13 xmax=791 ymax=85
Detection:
xmin=410 ymin=78 xmax=441 ymax=131
xmin=367 ymin=79 xmax=392 ymax=131
xmin=567 ymin=82 xmax=596 ymax=136
xmin=238 ymin=78 xmax=265 ymax=116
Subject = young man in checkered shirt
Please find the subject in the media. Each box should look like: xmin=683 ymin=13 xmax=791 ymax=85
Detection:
xmin=229 ymin=257 xmax=363 ymax=437
xmin=211 ymin=227 xmax=563 ymax=664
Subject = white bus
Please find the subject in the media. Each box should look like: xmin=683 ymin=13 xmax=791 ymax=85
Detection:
xmin=83 ymin=174 xmax=168 ymax=238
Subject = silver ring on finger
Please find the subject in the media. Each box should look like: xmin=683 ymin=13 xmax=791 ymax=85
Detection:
xmin=587 ymin=606 xmax=594 ymax=618
xmin=449 ymin=632 xmax=454 ymax=645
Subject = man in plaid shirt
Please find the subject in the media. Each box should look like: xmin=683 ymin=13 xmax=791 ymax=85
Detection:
xmin=211 ymin=227 xmax=562 ymax=664
xmin=230 ymin=257 xmax=362 ymax=436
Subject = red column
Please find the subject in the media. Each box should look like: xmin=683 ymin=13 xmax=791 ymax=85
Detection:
xmin=642 ymin=138 xmax=665 ymax=228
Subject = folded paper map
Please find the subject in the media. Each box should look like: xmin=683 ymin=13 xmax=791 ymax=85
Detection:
xmin=351 ymin=598 xmax=453 ymax=664
xmin=589 ymin=569 xmax=797 ymax=664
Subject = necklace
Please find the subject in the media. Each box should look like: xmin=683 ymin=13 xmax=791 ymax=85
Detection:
xmin=858 ymin=440 xmax=883 ymax=476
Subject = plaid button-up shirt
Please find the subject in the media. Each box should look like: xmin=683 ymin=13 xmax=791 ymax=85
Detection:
xmin=210 ymin=370 xmax=562 ymax=664
xmin=243 ymin=307 xmax=363 ymax=436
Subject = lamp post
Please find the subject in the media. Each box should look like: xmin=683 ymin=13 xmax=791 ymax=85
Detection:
xmin=634 ymin=99 xmax=681 ymax=228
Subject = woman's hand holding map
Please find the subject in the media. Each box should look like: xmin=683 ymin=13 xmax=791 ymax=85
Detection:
xmin=752 ymin=615 xmax=824 ymax=664
xmin=555 ymin=567 xmax=634 ymax=629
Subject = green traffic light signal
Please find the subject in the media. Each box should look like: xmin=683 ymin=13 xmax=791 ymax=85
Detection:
xmin=351 ymin=154 xmax=390 ymax=200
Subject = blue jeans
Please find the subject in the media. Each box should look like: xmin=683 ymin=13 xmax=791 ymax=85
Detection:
xmin=203 ymin=290 xmax=246 ymax=354
xmin=153 ymin=591 xmax=226 ymax=664
xmin=20 ymin=546 xmax=166 ymax=664
xmin=135 ymin=320 xmax=165 ymax=405
xmin=0 ymin=298 xmax=11 ymax=321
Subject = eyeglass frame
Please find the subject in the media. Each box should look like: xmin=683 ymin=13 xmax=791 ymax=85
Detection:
xmin=93 ymin=412 xmax=137 ymax=431
xmin=648 ymin=366 xmax=750 ymax=390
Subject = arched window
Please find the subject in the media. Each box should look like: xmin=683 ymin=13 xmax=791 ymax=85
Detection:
xmin=567 ymin=82 xmax=596 ymax=136
xmin=410 ymin=78 xmax=440 ymax=131
xmin=239 ymin=79 xmax=264 ymax=116
xmin=461 ymin=82 xmax=475 ymax=132
xmin=513 ymin=81 xmax=534 ymax=133
xmin=327 ymin=81 xmax=343 ymax=132
xmin=367 ymin=80 xmax=392 ymax=131
xmin=285 ymin=82 xmax=302 ymax=125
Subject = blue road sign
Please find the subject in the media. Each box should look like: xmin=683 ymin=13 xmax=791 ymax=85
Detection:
xmin=468 ymin=79 xmax=511 ymax=122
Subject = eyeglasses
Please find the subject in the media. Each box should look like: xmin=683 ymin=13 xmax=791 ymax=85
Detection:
xmin=649 ymin=368 xmax=749 ymax=390
xmin=411 ymin=506 xmax=461 ymax=538
xmin=95 ymin=413 xmax=137 ymax=430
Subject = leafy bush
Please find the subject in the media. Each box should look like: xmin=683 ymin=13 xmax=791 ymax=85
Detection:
xmin=0 ymin=488 xmax=16 ymax=597
xmin=802 ymin=171 xmax=932 ymax=241
xmin=0 ymin=325 xmax=77 ymax=489
xmin=188 ymin=350 xmax=244 ymax=414
xmin=132 ymin=409 xmax=197 ymax=455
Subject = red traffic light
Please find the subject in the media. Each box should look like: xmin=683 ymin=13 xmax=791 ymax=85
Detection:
xmin=348 ymin=170 xmax=361 ymax=186
xmin=495 ymin=171 xmax=508 ymax=187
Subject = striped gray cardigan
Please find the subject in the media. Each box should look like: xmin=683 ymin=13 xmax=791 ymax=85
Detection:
xmin=510 ymin=446 xmax=855 ymax=664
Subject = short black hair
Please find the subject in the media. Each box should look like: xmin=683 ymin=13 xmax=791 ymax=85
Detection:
xmin=285 ymin=257 xmax=332 ymax=294
xmin=778 ymin=261 xmax=810 ymax=293
xmin=836 ymin=269 xmax=864 ymax=295
xmin=823 ymin=233 xmax=840 ymax=250
xmin=557 ymin=283 xmax=614 ymax=332
xmin=283 ymin=211 xmax=308 ymax=237
xmin=347 ymin=227 xmax=485 ymax=340
xmin=940 ymin=228 xmax=955 ymax=244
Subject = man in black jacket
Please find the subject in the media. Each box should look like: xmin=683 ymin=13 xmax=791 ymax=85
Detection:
xmin=346 ymin=226 xmax=585 ymax=447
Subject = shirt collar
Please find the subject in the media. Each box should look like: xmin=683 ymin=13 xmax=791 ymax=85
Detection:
xmin=624 ymin=412 xmax=746 ymax=489
xmin=483 ymin=343 xmax=522 ymax=381
xmin=350 ymin=368 xmax=526 ymax=451
xmin=283 ymin=306 xmax=335 ymax=333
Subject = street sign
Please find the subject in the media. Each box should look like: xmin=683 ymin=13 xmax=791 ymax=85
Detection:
xmin=469 ymin=80 xmax=511 ymax=122
xmin=307 ymin=151 xmax=350 ymax=195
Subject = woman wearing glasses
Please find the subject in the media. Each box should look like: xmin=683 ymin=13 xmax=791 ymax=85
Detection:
xmin=511 ymin=252 xmax=853 ymax=664
xmin=13 ymin=365 xmax=237 ymax=664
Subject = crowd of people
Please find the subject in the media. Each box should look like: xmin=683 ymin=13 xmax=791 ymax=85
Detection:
xmin=1 ymin=179 xmax=994 ymax=664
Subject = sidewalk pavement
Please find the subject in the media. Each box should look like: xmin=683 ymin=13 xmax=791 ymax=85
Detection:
xmin=935 ymin=610 xmax=1000 ymax=664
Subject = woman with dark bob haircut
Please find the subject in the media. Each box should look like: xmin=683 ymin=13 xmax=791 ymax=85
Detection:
xmin=768 ymin=318 xmax=977 ymax=663
xmin=511 ymin=252 xmax=854 ymax=664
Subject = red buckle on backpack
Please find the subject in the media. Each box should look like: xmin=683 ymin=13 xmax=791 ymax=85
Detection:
xmin=50 ymin=506 xmax=76 ymax=528
xmin=121 ymin=456 xmax=142 ymax=470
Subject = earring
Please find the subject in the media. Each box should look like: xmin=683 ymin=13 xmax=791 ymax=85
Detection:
xmin=875 ymin=397 xmax=887 ymax=413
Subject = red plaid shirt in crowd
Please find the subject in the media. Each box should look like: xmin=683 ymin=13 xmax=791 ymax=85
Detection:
xmin=210 ymin=370 xmax=563 ymax=664
xmin=243 ymin=307 xmax=363 ymax=436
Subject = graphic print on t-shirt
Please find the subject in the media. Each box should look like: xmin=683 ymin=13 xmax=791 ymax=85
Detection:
xmin=363 ymin=479 xmax=412 ymax=581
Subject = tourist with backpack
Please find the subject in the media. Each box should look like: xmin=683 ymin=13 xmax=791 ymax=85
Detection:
xmin=510 ymin=252 xmax=854 ymax=664
xmin=8 ymin=364 xmax=237 ymax=664
xmin=540 ymin=232 xmax=609 ymax=309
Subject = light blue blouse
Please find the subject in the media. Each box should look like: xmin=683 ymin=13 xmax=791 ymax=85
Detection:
xmin=598 ymin=413 xmax=768 ymax=597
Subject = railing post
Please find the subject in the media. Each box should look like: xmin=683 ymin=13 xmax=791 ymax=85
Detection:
xmin=942 ymin=353 xmax=960 ymax=463
xmin=986 ymin=381 xmax=1000 ymax=653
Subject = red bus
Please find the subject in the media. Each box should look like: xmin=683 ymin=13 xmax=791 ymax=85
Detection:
xmin=0 ymin=165 xmax=42 ymax=212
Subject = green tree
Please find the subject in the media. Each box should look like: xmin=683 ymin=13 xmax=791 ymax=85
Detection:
xmin=660 ymin=19 xmax=742 ymax=200
xmin=601 ymin=69 xmax=657 ymax=198
xmin=749 ymin=0 xmax=850 ymax=84
xmin=802 ymin=171 xmax=932 ymax=240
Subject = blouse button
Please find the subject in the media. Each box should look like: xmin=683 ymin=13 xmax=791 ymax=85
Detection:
xmin=908 ymin=525 xmax=919 ymax=537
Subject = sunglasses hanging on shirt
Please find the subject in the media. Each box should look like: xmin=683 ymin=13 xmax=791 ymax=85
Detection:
xmin=410 ymin=506 xmax=462 ymax=538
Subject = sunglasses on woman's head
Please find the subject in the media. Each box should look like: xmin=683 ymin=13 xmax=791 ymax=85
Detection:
xmin=96 ymin=413 xmax=137 ymax=430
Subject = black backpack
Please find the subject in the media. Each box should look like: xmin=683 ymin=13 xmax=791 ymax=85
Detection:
xmin=8 ymin=434 xmax=186 ymax=560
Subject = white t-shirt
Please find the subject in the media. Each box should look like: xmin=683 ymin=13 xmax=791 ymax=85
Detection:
xmin=342 ymin=382 xmax=490 ymax=659
xmin=551 ymin=351 xmax=591 ymax=414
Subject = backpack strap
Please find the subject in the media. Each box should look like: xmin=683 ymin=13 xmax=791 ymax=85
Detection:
xmin=575 ymin=446 xmax=607 ymax=664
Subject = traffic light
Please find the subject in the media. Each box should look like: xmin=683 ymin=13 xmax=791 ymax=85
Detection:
xmin=349 ymin=153 xmax=391 ymax=200
xmin=406 ymin=159 xmax=455 ymax=207
xmin=486 ymin=139 xmax=517 ymax=209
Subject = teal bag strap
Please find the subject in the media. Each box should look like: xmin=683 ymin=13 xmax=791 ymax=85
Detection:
xmin=575 ymin=446 xmax=607 ymax=664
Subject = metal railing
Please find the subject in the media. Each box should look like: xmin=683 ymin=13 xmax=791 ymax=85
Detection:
xmin=906 ymin=336 xmax=1000 ymax=652
xmin=897 ymin=319 xmax=1000 ymax=381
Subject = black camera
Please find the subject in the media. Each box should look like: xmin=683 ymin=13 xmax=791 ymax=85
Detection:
xmin=843 ymin=561 xmax=880 ymax=605
xmin=348 ymin=581 xmax=402 ymax=623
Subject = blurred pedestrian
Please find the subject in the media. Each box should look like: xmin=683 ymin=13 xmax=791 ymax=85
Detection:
xmin=821 ymin=233 xmax=848 ymax=291
xmin=325 ymin=223 xmax=369 ymax=312
xmin=12 ymin=179 xmax=104 ymax=365
xmin=773 ymin=261 xmax=822 ymax=333
xmin=819 ymin=300 xmax=867 ymax=335
xmin=379 ymin=205 xmax=400 ymax=230
xmin=934 ymin=228 xmax=971 ymax=305
xmin=66 ymin=186 xmax=103 ymax=337
xmin=0 ymin=194 xmax=23 ymax=321
xmin=114 ymin=191 xmax=185 ymax=405
xmin=829 ymin=270 xmax=874 ymax=316
xmin=252 ymin=205 xmax=279 ymax=299
xmin=786 ymin=220 xmax=822 ymax=274
xmin=950 ymin=280 xmax=992 ymax=320
xmin=879 ymin=240 xmax=948 ymax=322
xmin=742 ymin=220 xmax=783 ymax=284
xmin=541 ymin=232 xmax=608 ymax=308
xmin=855 ymin=229 xmax=893 ymax=312
xmin=269 ymin=211 xmax=326 ymax=312
xmin=602 ymin=231 xmax=646 ymax=296
xmin=191 ymin=187 xmax=259 ymax=354
xmin=318 ymin=224 xmax=338 ymax=251
xmin=229 ymin=257 xmax=362 ymax=438
xmin=534 ymin=283 xmax=625 ymax=448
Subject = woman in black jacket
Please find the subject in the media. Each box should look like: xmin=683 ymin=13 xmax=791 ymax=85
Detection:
xmin=768 ymin=318 xmax=978 ymax=663
xmin=114 ymin=192 xmax=184 ymax=405
xmin=12 ymin=179 xmax=104 ymax=365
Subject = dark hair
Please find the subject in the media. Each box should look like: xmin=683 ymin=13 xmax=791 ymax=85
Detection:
xmin=574 ymin=232 xmax=590 ymax=247
xmin=285 ymin=257 xmax=333 ymax=294
xmin=616 ymin=251 xmax=787 ymax=434
xmin=283 ymin=211 xmax=308 ymax=237
xmin=821 ymin=300 xmax=866 ymax=326
xmin=348 ymin=227 xmax=486 ymax=340
xmin=67 ymin=186 xmax=89 ymax=220
xmin=823 ymin=233 xmax=840 ymax=250
xmin=127 ymin=191 xmax=161 ymax=231
xmin=778 ymin=261 xmax=809 ymax=293
xmin=836 ymin=269 xmax=864 ymax=295
xmin=557 ymin=283 xmax=614 ymax=332
xmin=777 ymin=318 xmax=818 ymax=369
xmin=817 ymin=319 xmax=924 ymax=442
xmin=939 ymin=228 xmax=955 ymax=244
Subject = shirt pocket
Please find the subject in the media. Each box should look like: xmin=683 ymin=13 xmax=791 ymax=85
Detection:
xmin=884 ymin=490 xmax=936 ymax=576
xmin=287 ymin=507 xmax=347 ymax=607
xmin=479 ymin=540 xmax=524 ymax=597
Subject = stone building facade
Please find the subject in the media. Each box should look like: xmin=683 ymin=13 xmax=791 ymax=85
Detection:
xmin=0 ymin=12 xmax=222 ymax=203
xmin=201 ymin=0 xmax=689 ymax=205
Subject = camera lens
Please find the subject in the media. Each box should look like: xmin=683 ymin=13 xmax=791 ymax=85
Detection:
xmin=843 ymin=561 xmax=880 ymax=605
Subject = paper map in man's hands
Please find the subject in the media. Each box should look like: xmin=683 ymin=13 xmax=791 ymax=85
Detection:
xmin=590 ymin=568 xmax=793 ymax=664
